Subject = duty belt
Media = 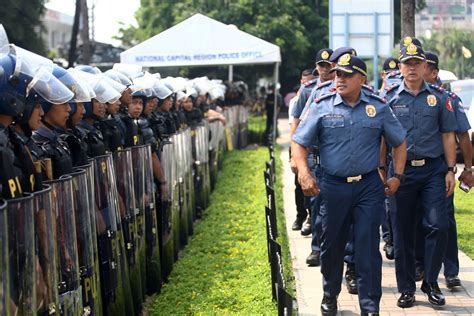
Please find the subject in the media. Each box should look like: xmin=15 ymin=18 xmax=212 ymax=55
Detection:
xmin=406 ymin=157 xmax=439 ymax=167
xmin=324 ymin=169 xmax=378 ymax=183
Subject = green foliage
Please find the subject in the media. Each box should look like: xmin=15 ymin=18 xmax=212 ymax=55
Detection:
xmin=1 ymin=0 xmax=46 ymax=55
xmin=146 ymin=147 xmax=294 ymax=314
xmin=117 ymin=0 xmax=329 ymax=93
xmin=248 ymin=115 xmax=266 ymax=144
xmin=420 ymin=29 xmax=474 ymax=79
xmin=454 ymin=185 xmax=474 ymax=259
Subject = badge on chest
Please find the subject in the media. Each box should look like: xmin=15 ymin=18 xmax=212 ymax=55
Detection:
xmin=427 ymin=94 xmax=437 ymax=107
xmin=365 ymin=105 xmax=376 ymax=117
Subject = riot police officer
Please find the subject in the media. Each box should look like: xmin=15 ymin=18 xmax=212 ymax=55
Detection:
xmin=293 ymin=54 xmax=407 ymax=316
xmin=384 ymin=44 xmax=458 ymax=308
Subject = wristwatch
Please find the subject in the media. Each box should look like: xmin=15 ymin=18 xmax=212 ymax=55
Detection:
xmin=393 ymin=173 xmax=405 ymax=183
xmin=447 ymin=166 xmax=457 ymax=174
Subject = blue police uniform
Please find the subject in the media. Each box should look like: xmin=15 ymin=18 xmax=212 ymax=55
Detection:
xmin=291 ymin=78 xmax=319 ymax=119
xmin=294 ymin=89 xmax=405 ymax=312
xmin=385 ymin=80 xmax=458 ymax=295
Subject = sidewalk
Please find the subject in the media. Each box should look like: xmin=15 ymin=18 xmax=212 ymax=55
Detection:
xmin=277 ymin=118 xmax=474 ymax=315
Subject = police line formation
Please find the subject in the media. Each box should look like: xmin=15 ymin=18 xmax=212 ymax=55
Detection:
xmin=290 ymin=37 xmax=472 ymax=316
xmin=0 ymin=24 xmax=252 ymax=316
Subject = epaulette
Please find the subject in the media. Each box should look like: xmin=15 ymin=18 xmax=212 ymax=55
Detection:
xmin=304 ymin=78 xmax=318 ymax=87
xmin=429 ymin=83 xmax=445 ymax=93
xmin=316 ymin=80 xmax=332 ymax=89
xmin=387 ymin=70 xmax=400 ymax=78
xmin=447 ymin=91 xmax=458 ymax=99
xmin=315 ymin=91 xmax=336 ymax=103
xmin=368 ymin=93 xmax=387 ymax=104
xmin=385 ymin=83 xmax=400 ymax=93
xmin=362 ymin=84 xmax=374 ymax=92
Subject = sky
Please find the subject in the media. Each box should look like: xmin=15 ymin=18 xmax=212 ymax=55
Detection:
xmin=45 ymin=0 xmax=140 ymax=46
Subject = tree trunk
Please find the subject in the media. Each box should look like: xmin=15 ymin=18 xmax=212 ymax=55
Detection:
xmin=401 ymin=0 xmax=415 ymax=37
xmin=67 ymin=0 xmax=81 ymax=68
xmin=80 ymin=0 xmax=91 ymax=64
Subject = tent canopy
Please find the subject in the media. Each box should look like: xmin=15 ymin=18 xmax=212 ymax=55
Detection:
xmin=120 ymin=13 xmax=281 ymax=67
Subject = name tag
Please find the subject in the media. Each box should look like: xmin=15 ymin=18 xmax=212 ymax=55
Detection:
xmin=392 ymin=104 xmax=409 ymax=116
xmin=322 ymin=114 xmax=345 ymax=128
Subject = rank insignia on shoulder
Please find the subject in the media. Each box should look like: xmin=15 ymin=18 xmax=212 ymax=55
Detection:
xmin=315 ymin=91 xmax=335 ymax=103
xmin=446 ymin=98 xmax=454 ymax=112
xmin=304 ymin=78 xmax=318 ymax=87
xmin=317 ymin=80 xmax=332 ymax=89
xmin=427 ymin=94 xmax=437 ymax=106
xmin=363 ymin=84 xmax=373 ymax=91
xmin=429 ymin=83 xmax=444 ymax=93
xmin=369 ymin=93 xmax=387 ymax=103
xmin=385 ymin=83 xmax=400 ymax=92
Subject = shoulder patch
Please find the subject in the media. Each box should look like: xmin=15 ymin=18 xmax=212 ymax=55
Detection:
xmin=385 ymin=83 xmax=400 ymax=93
xmin=304 ymin=78 xmax=318 ymax=87
xmin=317 ymin=80 xmax=332 ymax=89
xmin=362 ymin=84 xmax=374 ymax=92
xmin=315 ymin=91 xmax=336 ymax=103
xmin=429 ymin=83 xmax=445 ymax=93
xmin=368 ymin=93 xmax=387 ymax=104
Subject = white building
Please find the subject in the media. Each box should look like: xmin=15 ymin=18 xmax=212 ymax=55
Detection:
xmin=42 ymin=7 xmax=74 ymax=56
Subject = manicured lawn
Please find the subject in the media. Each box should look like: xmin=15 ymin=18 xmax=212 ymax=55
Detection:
xmin=454 ymin=185 xmax=474 ymax=259
xmin=146 ymin=146 xmax=293 ymax=314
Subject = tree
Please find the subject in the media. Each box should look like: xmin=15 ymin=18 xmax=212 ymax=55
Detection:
xmin=117 ymin=0 xmax=329 ymax=94
xmin=1 ymin=0 xmax=46 ymax=55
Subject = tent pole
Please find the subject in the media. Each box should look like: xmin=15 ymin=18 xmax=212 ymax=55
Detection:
xmin=228 ymin=65 xmax=233 ymax=82
xmin=272 ymin=62 xmax=279 ymax=144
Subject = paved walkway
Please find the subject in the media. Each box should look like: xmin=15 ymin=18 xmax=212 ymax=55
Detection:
xmin=276 ymin=118 xmax=474 ymax=315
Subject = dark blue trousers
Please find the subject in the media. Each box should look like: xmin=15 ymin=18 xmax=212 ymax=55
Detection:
xmin=319 ymin=171 xmax=384 ymax=313
xmin=392 ymin=157 xmax=448 ymax=293
xmin=309 ymin=154 xmax=321 ymax=252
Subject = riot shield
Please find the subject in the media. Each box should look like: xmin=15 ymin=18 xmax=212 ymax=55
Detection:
xmin=131 ymin=145 xmax=147 ymax=304
xmin=238 ymin=105 xmax=248 ymax=149
xmin=33 ymin=185 xmax=59 ymax=316
xmin=169 ymin=134 xmax=180 ymax=260
xmin=143 ymin=144 xmax=162 ymax=294
xmin=7 ymin=193 xmax=36 ymax=316
xmin=199 ymin=124 xmax=211 ymax=209
xmin=157 ymin=142 xmax=174 ymax=279
xmin=216 ymin=121 xmax=226 ymax=170
xmin=183 ymin=129 xmax=195 ymax=236
xmin=175 ymin=131 xmax=189 ymax=248
xmin=0 ymin=199 xmax=10 ymax=316
xmin=92 ymin=154 xmax=129 ymax=316
xmin=45 ymin=176 xmax=83 ymax=316
xmin=70 ymin=168 xmax=103 ymax=316
xmin=209 ymin=122 xmax=219 ymax=190
xmin=191 ymin=128 xmax=204 ymax=216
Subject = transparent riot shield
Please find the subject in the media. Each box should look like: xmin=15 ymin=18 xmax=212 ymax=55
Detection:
xmin=92 ymin=154 xmax=127 ymax=316
xmin=157 ymin=142 xmax=174 ymax=279
xmin=191 ymin=128 xmax=204 ymax=216
xmin=209 ymin=122 xmax=219 ymax=190
xmin=45 ymin=176 xmax=83 ymax=316
xmin=199 ymin=124 xmax=211 ymax=209
xmin=216 ymin=120 xmax=226 ymax=170
xmin=0 ymin=199 xmax=10 ymax=316
xmin=69 ymin=168 xmax=103 ymax=316
xmin=175 ymin=132 xmax=189 ymax=248
xmin=33 ymin=185 xmax=59 ymax=316
xmin=169 ymin=134 xmax=180 ymax=260
xmin=113 ymin=149 xmax=142 ymax=314
xmin=131 ymin=145 xmax=147 ymax=303
xmin=183 ymin=129 xmax=194 ymax=236
xmin=143 ymin=144 xmax=162 ymax=294
xmin=238 ymin=105 xmax=248 ymax=149
xmin=7 ymin=193 xmax=36 ymax=316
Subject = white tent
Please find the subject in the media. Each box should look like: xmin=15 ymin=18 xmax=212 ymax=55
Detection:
xmin=121 ymin=13 xmax=282 ymax=141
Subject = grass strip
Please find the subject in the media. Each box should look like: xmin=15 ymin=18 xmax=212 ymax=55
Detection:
xmin=146 ymin=146 xmax=294 ymax=314
xmin=454 ymin=185 xmax=474 ymax=259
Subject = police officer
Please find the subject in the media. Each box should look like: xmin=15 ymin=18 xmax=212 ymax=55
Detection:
xmin=413 ymin=51 xmax=472 ymax=290
xmin=384 ymin=44 xmax=458 ymax=308
xmin=380 ymin=57 xmax=401 ymax=92
xmin=181 ymin=88 xmax=203 ymax=128
xmin=293 ymin=54 xmax=407 ymax=316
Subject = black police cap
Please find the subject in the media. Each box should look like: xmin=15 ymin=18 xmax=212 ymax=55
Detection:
xmin=315 ymin=48 xmax=333 ymax=64
xmin=399 ymin=36 xmax=422 ymax=51
xmin=330 ymin=54 xmax=367 ymax=76
xmin=329 ymin=47 xmax=357 ymax=62
xmin=399 ymin=44 xmax=426 ymax=63
xmin=382 ymin=57 xmax=400 ymax=72
xmin=425 ymin=51 xmax=439 ymax=69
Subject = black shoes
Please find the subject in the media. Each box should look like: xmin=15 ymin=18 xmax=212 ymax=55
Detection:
xmin=397 ymin=292 xmax=415 ymax=308
xmin=446 ymin=275 xmax=462 ymax=289
xmin=361 ymin=313 xmax=379 ymax=316
xmin=345 ymin=264 xmax=358 ymax=294
xmin=306 ymin=250 xmax=320 ymax=266
xmin=415 ymin=266 xmax=424 ymax=282
xmin=320 ymin=295 xmax=337 ymax=316
xmin=383 ymin=242 xmax=394 ymax=260
xmin=421 ymin=281 xmax=446 ymax=306
xmin=300 ymin=217 xmax=312 ymax=236
xmin=291 ymin=218 xmax=305 ymax=230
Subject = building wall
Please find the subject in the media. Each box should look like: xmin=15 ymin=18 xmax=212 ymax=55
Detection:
xmin=415 ymin=0 xmax=473 ymax=36
xmin=42 ymin=8 xmax=74 ymax=56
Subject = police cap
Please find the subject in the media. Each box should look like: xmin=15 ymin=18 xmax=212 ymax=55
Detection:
xmin=399 ymin=36 xmax=422 ymax=51
xmin=329 ymin=47 xmax=357 ymax=62
xmin=424 ymin=51 xmax=439 ymax=69
xmin=399 ymin=44 xmax=426 ymax=63
xmin=330 ymin=54 xmax=367 ymax=76
xmin=315 ymin=48 xmax=333 ymax=64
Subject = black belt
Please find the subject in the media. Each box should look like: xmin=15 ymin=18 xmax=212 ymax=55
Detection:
xmin=324 ymin=169 xmax=378 ymax=183
xmin=405 ymin=157 xmax=440 ymax=167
